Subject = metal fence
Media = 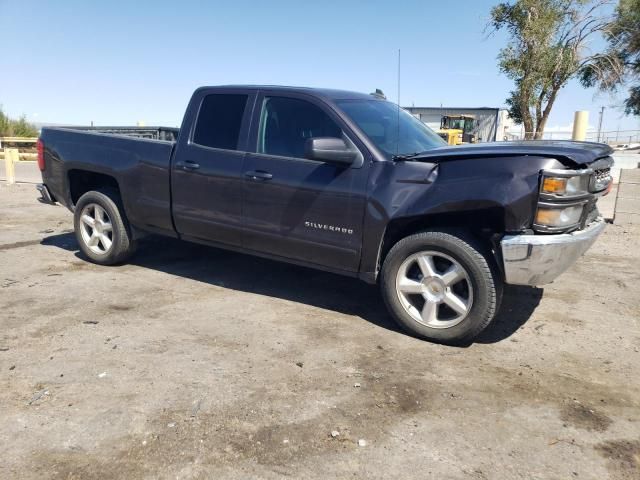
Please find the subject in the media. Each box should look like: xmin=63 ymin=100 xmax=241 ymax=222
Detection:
xmin=0 ymin=137 xmax=37 ymax=160
xmin=505 ymin=130 xmax=640 ymax=144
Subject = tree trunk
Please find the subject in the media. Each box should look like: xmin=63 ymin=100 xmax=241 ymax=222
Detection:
xmin=523 ymin=114 xmax=535 ymax=140
xmin=534 ymin=87 xmax=559 ymax=139
xmin=516 ymin=85 xmax=535 ymax=140
xmin=521 ymin=101 xmax=535 ymax=140
xmin=534 ymin=101 xmax=542 ymax=139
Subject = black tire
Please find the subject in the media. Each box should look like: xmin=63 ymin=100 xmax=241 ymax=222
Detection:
xmin=380 ymin=230 xmax=502 ymax=345
xmin=73 ymin=189 xmax=137 ymax=265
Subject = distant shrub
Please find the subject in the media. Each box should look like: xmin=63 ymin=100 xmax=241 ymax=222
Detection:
xmin=0 ymin=107 xmax=38 ymax=137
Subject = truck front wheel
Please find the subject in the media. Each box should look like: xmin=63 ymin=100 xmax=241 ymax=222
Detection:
xmin=381 ymin=230 xmax=502 ymax=345
xmin=73 ymin=189 xmax=137 ymax=265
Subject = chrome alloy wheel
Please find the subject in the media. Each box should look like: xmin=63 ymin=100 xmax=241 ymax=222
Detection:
xmin=395 ymin=251 xmax=473 ymax=329
xmin=79 ymin=203 xmax=113 ymax=255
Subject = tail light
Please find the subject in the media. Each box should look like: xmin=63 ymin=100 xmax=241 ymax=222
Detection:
xmin=37 ymin=139 xmax=45 ymax=171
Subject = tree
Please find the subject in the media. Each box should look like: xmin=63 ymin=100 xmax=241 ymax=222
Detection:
xmin=579 ymin=0 xmax=640 ymax=115
xmin=489 ymin=0 xmax=612 ymax=139
xmin=11 ymin=115 xmax=38 ymax=137
xmin=0 ymin=107 xmax=11 ymax=137
xmin=0 ymin=107 xmax=39 ymax=137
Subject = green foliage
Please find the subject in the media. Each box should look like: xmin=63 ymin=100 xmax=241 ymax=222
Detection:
xmin=505 ymin=88 xmax=525 ymax=124
xmin=0 ymin=106 xmax=38 ymax=137
xmin=580 ymin=0 xmax=640 ymax=115
xmin=490 ymin=0 xmax=610 ymax=138
xmin=0 ymin=107 xmax=11 ymax=137
xmin=11 ymin=115 xmax=38 ymax=137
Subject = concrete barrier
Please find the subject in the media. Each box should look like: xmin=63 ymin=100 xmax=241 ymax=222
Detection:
xmin=614 ymin=169 xmax=640 ymax=225
xmin=611 ymin=153 xmax=640 ymax=183
xmin=3 ymin=148 xmax=19 ymax=184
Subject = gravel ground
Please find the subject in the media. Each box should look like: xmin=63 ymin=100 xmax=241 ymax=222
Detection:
xmin=1 ymin=183 xmax=639 ymax=480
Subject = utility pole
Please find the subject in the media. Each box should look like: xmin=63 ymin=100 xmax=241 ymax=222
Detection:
xmin=597 ymin=106 xmax=605 ymax=143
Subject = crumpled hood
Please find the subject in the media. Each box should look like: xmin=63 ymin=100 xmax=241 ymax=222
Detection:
xmin=415 ymin=140 xmax=614 ymax=167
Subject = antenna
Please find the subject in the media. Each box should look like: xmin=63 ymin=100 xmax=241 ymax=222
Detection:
xmin=396 ymin=48 xmax=401 ymax=156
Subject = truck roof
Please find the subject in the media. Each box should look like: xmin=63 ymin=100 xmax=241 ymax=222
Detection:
xmin=201 ymin=85 xmax=375 ymax=101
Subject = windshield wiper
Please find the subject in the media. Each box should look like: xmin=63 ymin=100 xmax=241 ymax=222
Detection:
xmin=391 ymin=151 xmax=430 ymax=161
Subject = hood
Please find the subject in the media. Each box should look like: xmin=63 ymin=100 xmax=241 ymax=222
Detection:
xmin=414 ymin=140 xmax=613 ymax=167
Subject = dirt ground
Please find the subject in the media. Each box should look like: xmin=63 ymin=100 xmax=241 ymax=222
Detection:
xmin=1 ymin=183 xmax=639 ymax=480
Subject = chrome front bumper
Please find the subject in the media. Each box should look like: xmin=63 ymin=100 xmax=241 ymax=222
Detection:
xmin=500 ymin=217 xmax=606 ymax=286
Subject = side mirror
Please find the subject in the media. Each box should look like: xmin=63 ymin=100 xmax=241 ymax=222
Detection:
xmin=304 ymin=137 xmax=357 ymax=165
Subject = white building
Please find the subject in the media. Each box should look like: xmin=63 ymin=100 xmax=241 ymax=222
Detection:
xmin=403 ymin=106 xmax=516 ymax=142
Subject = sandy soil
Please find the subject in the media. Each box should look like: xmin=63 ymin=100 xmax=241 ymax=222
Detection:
xmin=1 ymin=183 xmax=639 ymax=479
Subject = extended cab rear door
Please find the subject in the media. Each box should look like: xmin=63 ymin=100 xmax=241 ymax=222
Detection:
xmin=171 ymin=88 xmax=256 ymax=246
xmin=242 ymin=91 xmax=370 ymax=272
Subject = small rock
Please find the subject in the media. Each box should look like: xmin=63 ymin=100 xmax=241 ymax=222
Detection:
xmin=98 ymin=372 xmax=107 ymax=378
xmin=9 ymin=365 xmax=15 ymax=371
xmin=331 ymin=430 xmax=340 ymax=438
xmin=358 ymin=439 xmax=367 ymax=447
xmin=296 ymin=362 xmax=304 ymax=368
xmin=83 ymin=320 xmax=99 ymax=325
xmin=354 ymin=383 xmax=361 ymax=388
xmin=142 ymin=440 xmax=147 ymax=446
xmin=283 ymin=439 xmax=289 ymax=444
xmin=167 ymin=422 xmax=176 ymax=428
xmin=27 ymin=389 xmax=49 ymax=406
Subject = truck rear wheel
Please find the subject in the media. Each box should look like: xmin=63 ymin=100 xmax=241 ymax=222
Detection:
xmin=380 ymin=230 xmax=502 ymax=345
xmin=73 ymin=189 xmax=137 ymax=265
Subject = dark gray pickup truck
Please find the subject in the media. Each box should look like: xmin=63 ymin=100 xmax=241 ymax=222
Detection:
xmin=37 ymin=85 xmax=614 ymax=344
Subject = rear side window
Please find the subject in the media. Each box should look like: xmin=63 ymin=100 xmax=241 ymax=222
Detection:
xmin=193 ymin=94 xmax=248 ymax=150
xmin=258 ymin=96 xmax=342 ymax=159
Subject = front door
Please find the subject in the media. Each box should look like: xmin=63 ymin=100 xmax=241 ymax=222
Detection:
xmin=242 ymin=93 xmax=370 ymax=272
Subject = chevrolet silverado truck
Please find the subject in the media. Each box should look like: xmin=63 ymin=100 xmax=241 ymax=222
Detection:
xmin=36 ymin=86 xmax=613 ymax=344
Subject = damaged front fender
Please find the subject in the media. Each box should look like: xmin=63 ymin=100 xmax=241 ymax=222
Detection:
xmin=358 ymin=155 xmax=565 ymax=281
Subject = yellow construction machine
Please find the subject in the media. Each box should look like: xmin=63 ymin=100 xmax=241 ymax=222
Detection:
xmin=436 ymin=115 xmax=477 ymax=145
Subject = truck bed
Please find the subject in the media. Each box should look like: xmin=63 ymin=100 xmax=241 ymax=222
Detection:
xmin=64 ymin=126 xmax=180 ymax=142
xmin=39 ymin=126 xmax=176 ymax=234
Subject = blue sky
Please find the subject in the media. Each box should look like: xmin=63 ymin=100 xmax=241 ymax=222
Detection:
xmin=2 ymin=0 xmax=639 ymax=133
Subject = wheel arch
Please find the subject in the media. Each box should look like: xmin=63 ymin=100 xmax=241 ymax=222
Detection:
xmin=68 ymin=169 xmax=121 ymax=207
xmin=376 ymin=209 xmax=506 ymax=281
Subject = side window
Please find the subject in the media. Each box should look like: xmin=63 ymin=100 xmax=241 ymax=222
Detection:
xmin=193 ymin=94 xmax=248 ymax=150
xmin=258 ymin=96 xmax=343 ymax=159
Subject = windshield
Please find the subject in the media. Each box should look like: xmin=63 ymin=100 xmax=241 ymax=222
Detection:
xmin=449 ymin=119 xmax=465 ymax=130
xmin=444 ymin=117 xmax=475 ymax=133
xmin=336 ymin=99 xmax=446 ymax=159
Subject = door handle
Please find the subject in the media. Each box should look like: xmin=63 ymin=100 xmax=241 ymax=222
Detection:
xmin=176 ymin=161 xmax=200 ymax=171
xmin=245 ymin=170 xmax=273 ymax=181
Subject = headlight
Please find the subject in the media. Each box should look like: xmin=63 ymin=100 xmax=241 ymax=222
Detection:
xmin=535 ymin=203 xmax=585 ymax=229
xmin=591 ymin=168 xmax=612 ymax=193
xmin=541 ymin=171 xmax=590 ymax=197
